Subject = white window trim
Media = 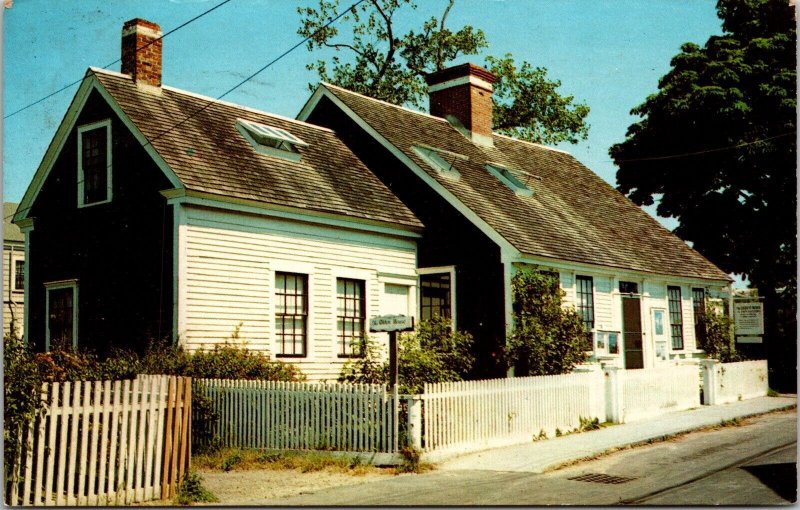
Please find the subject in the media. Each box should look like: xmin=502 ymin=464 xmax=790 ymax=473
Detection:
xmin=594 ymin=330 xmax=621 ymax=358
xmin=77 ymin=119 xmax=113 ymax=208
xmin=333 ymin=269 xmax=372 ymax=358
xmin=417 ymin=265 xmax=457 ymax=328
xmin=44 ymin=279 xmax=79 ymax=351
xmin=10 ymin=251 xmax=25 ymax=293
xmin=235 ymin=121 xmax=302 ymax=162
xmin=271 ymin=261 xmax=315 ymax=359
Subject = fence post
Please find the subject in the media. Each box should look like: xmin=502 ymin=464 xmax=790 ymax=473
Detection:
xmin=405 ymin=396 xmax=423 ymax=450
xmin=604 ymin=366 xmax=624 ymax=423
xmin=700 ymin=359 xmax=718 ymax=405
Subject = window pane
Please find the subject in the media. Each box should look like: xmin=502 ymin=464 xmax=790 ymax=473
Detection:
xmin=275 ymin=272 xmax=307 ymax=356
xmin=576 ymin=275 xmax=594 ymax=333
xmin=14 ymin=260 xmax=24 ymax=290
xmin=336 ymin=278 xmax=365 ymax=356
xmin=668 ymin=286 xmax=684 ymax=350
xmin=82 ymin=127 xmax=108 ymax=204
xmin=420 ymin=273 xmax=451 ymax=321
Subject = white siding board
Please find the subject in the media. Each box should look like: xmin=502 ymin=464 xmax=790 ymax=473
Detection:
xmin=179 ymin=206 xmax=417 ymax=381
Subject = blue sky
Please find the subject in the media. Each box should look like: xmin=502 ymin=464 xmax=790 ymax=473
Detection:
xmin=3 ymin=0 xmax=725 ymax=230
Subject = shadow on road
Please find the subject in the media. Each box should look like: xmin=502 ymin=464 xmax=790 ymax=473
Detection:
xmin=742 ymin=463 xmax=797 ymax=502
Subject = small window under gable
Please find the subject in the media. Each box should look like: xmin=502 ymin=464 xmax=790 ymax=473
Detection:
xmin=412 ymin=145 xmax=461 ymax=179
xmin=485 ymin=163 xmax=533 ymax=197
xmin=236 ymin=119 xmax=308 ymax=162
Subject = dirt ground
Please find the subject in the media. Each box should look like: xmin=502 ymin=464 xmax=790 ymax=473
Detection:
xmin=198 ymin=468 xmax=393 ymax=505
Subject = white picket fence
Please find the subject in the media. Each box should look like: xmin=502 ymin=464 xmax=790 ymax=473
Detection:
xmin=6 ymin=375 xmax=192 ymax=506
xmin=714 ymin=360 xmax=769 ymax=404
xmin=619 ymin=366 xmax=701 ymax=422
xmin=421 ymin=371 xmax=605 ymax=454
xmin=195 ymin=379 xmax=398 ymax=453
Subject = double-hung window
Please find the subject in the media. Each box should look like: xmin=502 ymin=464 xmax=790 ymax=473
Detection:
xmin=337 ymin=278 xmax=365 ymax=357
xmin=668 ymin=286 xmax=684 ymax=350
xmin=77 ymin=120 xmax=112 ymax=207
xmin=576 ymin=275 xmax=594 ymax=346
xmin=275 ymin=272 xmax=308 ymax=357
xmin=13 ymin=258 xmax=24 ymax=291
xmin=692 ymin=288 xmax=706 ymax=346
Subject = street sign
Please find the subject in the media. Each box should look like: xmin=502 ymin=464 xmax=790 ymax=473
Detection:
xmin=733 ymin=301 xmax=764 ymax=336
xmin=369 ymin=315 xmax=414 ymax=332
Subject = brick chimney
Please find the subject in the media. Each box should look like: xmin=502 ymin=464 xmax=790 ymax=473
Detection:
xmin=121 ymin=18 xmax=163 ymax=91
xmin=425 ymin=63 xmax=497 ymax=147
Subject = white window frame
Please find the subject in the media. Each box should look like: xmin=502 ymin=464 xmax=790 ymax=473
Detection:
xmin=77 ymin=119 xmax=113 ymax=208
xmin=270 ymin=260 xmax=315 ymax=359
xmin=417 ymin=265 xmax=457 ymax=328
xmin=44 ymin=279 xmax=79 ymax=351
xmin=485 ymin=163 xmax=533 ymax=197
xmin=236 ymin=119 xmax=306 ymax=162
xmin=10 ymin=252 xmax=25 ymax=293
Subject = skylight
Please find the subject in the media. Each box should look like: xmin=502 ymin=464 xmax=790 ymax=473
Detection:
xmin=412 ymin=146 xmax=461 ymax=179
xmin=485 ymin=163 xmax=533 ymax=197
xmin=236 ymin=119 xmax=308 ymax=161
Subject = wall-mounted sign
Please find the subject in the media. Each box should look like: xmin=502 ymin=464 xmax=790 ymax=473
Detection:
xmin=733 ymin=302 xmax=764 ymax=336
xmin=369 ymin=315 xmax=414 ymax=333
xmin=737 ymin=336 xmax=763 ymax=344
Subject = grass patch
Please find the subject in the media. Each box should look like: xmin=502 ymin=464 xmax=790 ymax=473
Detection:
xmin=193 ymin=448 xmax=388 ymax=475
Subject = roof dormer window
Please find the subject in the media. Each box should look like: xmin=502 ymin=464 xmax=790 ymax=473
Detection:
xmin=412 ymin=145 xmax=461 ymax=180
xmin=236 ymin=119 xmax=308 ymax=162
xmin=485 ymin=163 xmax=533 ymax=197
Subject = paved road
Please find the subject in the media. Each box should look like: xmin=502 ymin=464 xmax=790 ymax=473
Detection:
xmin=267 ymin=409 xmax=796 ymax=506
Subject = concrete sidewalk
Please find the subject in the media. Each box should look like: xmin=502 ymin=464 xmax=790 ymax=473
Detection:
xmin=436 ymin=395 xmax=796 ymax=474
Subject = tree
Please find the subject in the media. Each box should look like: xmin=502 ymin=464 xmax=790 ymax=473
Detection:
xmin=610 ymin=0 xmax=795 ymax=389
xmin=298 ymin=0 xmax=589 ymax=144
xmin=505 ymin=268 xmax=588 ymax=376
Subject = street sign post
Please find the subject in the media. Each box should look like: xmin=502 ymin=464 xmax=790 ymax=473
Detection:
xmin=369 ymin=315 xmax=414 ymax=452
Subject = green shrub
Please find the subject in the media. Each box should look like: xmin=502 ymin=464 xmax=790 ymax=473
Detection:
xmin=338 ymin=317 xmax=476 ymax=393
xmin=4 ymin=335 xmax=44 ymax=476
xmin=175 ymin=471 xmax=218 ymax=505
xmin=186 ymin=343 xmax=304 ymax=381
xmin=505 ymin=268 xmax=588 ymax=376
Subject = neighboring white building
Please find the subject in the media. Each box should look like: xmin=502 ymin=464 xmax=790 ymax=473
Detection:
xmin=3 ymin=202 xmax=25 ymax=338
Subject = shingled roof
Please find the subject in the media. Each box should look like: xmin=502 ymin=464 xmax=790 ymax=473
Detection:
xmin=315 ymin=83 xmax=729 ymax=281
xmin=90 ymin=69 xmax=421 ymax=230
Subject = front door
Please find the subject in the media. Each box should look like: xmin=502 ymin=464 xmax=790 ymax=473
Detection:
xmin=622 ymin=296 xmax=644 ymax=369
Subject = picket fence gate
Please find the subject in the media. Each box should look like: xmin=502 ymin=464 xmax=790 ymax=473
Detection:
xmin=194 ymin=379 xmax=398 ymax=453
xmin=421 ymin=371 xmax=604 ymax=453
xmin=6 ymin=375 xmax=192 ymax=506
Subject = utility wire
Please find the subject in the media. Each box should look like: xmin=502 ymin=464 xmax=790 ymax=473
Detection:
xmin=613 ymin=131 xmax=795 ymax=163
xmin=7 ymin=0 xmax=367 ymax=222
xmin=4 ymin=0 xmax=234 ymax=120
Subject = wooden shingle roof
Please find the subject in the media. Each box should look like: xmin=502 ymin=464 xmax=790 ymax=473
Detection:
xmin=320 ymin=83 xmax=730 ymax=281
xmin=93 ymin=70 xmax=422 ymax=230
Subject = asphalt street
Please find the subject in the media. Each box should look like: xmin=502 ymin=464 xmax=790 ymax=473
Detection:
xmin=266 ymin=409 xmax=796 ymax=506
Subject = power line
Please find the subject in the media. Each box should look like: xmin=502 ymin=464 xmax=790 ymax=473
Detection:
xmin=6 ymin=0 xmax=368 ymax=223
xmin=614 ymin=131 xmax=795 ymax=163
xmin=4 ymin=0 xmax=234 ymax=120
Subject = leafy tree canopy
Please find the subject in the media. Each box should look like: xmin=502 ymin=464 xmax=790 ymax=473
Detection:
xmin=298 ymin=0 xmax=589 ymax=144
xmin=610 ymin=0 xmax=796 ymax=302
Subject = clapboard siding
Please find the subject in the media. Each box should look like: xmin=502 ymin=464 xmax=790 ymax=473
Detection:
xmin=179 ymin=206 xmax=417 ymax=381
